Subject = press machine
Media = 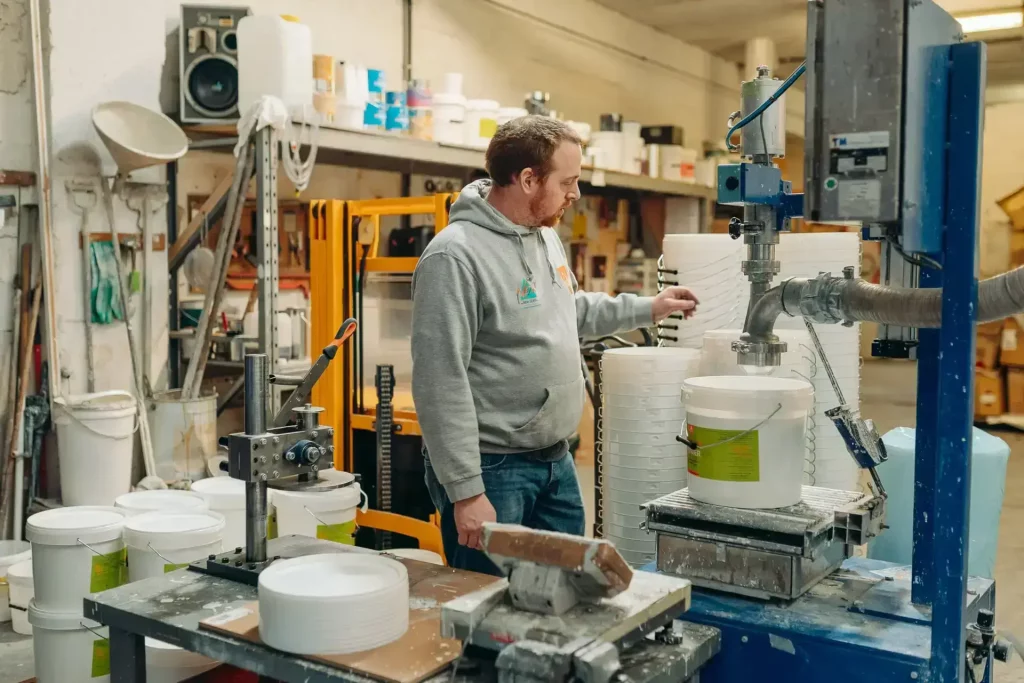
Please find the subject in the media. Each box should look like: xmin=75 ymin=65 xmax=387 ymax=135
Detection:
xmin=646 ymin=2 xmax=1012 ymax=683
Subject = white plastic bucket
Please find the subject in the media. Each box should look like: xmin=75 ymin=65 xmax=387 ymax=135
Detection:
xmin=191 ymin=476 xmax=246 ymax=550
xmin=125 ymin=511 xmax=225 ymax=582
xmin=433 ymin=93 xmax=466 ymax=145
xmin=27 ymin=506 xmax=128 ymax=613
xmin=146 ymin=638 xmax=219 ymax=683
xmin=463 ymin=99 xmax=499 ymax=149
xmin=0 ymin=540 xmax=30 ymax=622
xmin=272 ymin=483 xmax=366 ymax=543
xmin=115 ymin=489 xmax=209 ymax=516
xmin=29 ymin=603 xmax=110 ymax=683
xmin=683 ymin=376 xmax=813 ymax=509
xmin=149 ymin=390 xmax=217 ymax=483
xmin=53 ymin=391 xmax=136 ymax=506
xmin=8 ymin=560 xmax=32 ymax=635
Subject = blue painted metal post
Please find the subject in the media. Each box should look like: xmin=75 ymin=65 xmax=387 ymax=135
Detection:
xmin=912 ymin=283 xmax=939 ymax=607
xmin=930 ymin=40 xmax=985 ymax=683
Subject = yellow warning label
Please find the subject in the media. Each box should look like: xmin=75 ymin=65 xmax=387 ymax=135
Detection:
xmin=90 ymin=548 xmax=128 ymax=593
xmin=479 ymin=118 xmax=498 ymax=138
xmin=316 ymin=520 xmax=356 ymax=545
xmin=163 ymin=562 xmax=190 ymax=573
xmin=92 ymin=638 xmax=111 ymax=678
xmin=686 ymin=424 xmax=760 ymax=482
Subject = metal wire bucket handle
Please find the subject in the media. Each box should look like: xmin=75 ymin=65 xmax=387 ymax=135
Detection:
xmin=675 ymin=403 xmax=783 ymax=452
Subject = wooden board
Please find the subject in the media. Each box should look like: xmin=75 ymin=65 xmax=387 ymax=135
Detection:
xmin=199 ymin=560 xmax=500 ymax=683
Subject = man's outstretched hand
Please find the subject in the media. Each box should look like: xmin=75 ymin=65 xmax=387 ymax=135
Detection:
xmin=652 ymin=286 xmax=700 ymax=323
xmin=454 ymin=493 xmax=497 ymax=550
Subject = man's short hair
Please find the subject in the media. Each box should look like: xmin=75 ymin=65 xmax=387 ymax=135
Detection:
xmin=485 ymin=116 xmax=582 ymax=187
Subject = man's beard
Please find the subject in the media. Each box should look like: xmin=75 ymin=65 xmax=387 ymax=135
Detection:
xmin=529 ymin=194 xmax=565 ymax=228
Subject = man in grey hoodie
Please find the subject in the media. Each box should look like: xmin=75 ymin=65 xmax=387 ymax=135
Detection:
xmin=411 ymin=116 xmax=698 ymax=574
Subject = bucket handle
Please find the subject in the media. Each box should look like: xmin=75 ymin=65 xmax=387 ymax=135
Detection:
xmin=675 ymin=402 xmax=783 ymax=453
xmin=147 ymin=542 xmax=177 ymax=567
xmin=81 ymin=622 xmax=110 ymax=640
xmin=57 ymin=402 xmax=141 ymax=440
xmin=301 ymin=489 xmax=369 ymax=527
xmin=77 ymin=538 xmax=107 ymax=556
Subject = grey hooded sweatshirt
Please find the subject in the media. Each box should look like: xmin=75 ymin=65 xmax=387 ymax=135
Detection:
xmin=411 ymin=180 xmax=654 ymax=503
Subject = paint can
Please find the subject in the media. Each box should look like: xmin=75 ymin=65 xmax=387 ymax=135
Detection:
xmin=53 ymin=391 xmax=136 ymax=506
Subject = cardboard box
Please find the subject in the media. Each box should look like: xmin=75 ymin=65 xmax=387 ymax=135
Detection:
xmin=1001 ymin=319 xmax=1024 ymax=367
xmin=976 ymin=333 xmax=1000 ymax=370
xmin=1007 ymin=369 xmax=1024 ymax=415
xmin=975 ymin=369 xmax=1005 ymax=419
xmin=998 ymin=185 xmax=1024 ymax=230
xmin=1012 ymin=232 xmax=1024 ymax=267
xmin=978 ymin=319 xmax=1005 ymax=336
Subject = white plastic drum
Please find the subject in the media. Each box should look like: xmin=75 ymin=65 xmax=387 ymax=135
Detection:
xmin=683 ymin=376 xmax=813 ymax=509
xmin=124 ymin=511 xmax=226 ymax=581
xmin=27 ymin=506 xmax=128 ymax=613
xmin=191 ymin=476 xmax=246 ymax=549
xmin=115 ymin=490 xmax=209 ymax=516
xmin=53 ymin=391 xmax=137 ymax=506
xmin=29 ymin=602 xmax=110 ymax=683
xmin=7 ymin=560 xmax=32 ymax=635
xmin=0 ymin=540 xmax=30 ymax=622
xmin=258 ymin=554 xmax=409 ymax=655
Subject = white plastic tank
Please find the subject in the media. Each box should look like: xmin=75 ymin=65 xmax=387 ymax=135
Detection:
xmin=237 ymin=14 xmax=313 ymax=116
xmin=868 ymin=427 xmax=1009 ymax=578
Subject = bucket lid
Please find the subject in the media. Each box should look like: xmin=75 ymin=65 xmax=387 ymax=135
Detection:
xmin=27 ymin=506 xmax=127 ymax=546
xmin=318 ymin=468 xmax=356 ymax=487
xmin=0 ymin=540 xmax=31 ymax=571
xmin=7 ymin=559 xmax=32 ymax=581
xmin=433 ymin=93 xmax=466 ymax=106
xmin=272 ymin=482 xmax=362 ymax=513
xmin=115 ymin=489 xmax=209 ymax=514
xmin=124 ymin=511 xmax=226 ymax=551
xmin=28 ymin=601 xmax=105 ymax=631
xmin=54 ymin=390 xmax=136 ymax=412
xmin=683 ymin=375 xmax=814 ymax=413
xmin=190 ymin=477 xmax=246 ymax=510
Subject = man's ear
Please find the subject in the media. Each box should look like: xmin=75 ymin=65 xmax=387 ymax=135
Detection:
xmin=518 ymin=167 xmax=539 ymax=194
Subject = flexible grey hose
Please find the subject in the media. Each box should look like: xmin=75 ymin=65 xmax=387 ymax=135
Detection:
xmin=747 ymin=266 xmax=1024 ymax=338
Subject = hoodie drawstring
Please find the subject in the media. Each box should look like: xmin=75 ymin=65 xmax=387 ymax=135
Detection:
xmin=515 ymin=233 xmax=535 ymax=283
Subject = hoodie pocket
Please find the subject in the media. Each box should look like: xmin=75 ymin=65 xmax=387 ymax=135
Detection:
xmin=508 ymin=377 xmax=585 ymax=449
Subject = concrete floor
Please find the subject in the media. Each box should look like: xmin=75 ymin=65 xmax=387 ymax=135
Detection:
xmin=1 ymin=360 xmax=1022 ymax=682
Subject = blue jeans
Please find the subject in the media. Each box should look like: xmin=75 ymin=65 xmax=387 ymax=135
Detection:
xmin=423 ymin=450 xmax=586 ymax=576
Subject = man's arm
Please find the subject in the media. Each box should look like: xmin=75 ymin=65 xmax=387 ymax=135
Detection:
xmin=574 ymin=290 xmax=654 ymax=338
xmin=411 ymin=252 xmax=484 ymax=503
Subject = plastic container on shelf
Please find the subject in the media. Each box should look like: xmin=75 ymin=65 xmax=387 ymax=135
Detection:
xmin=683 ymin=376 xmax=814 ymax=509
xmin=432 ymin=93 xmax=466 ymax=145
xmin=589 ymin=131 xmax=625 ymax=172
xmin=464 ymin=99 xmax=499 ymax=149
xmin=237 ymin=14 xmax=313 ymax=116
xmin=602 ymin=441 xmax=684 ymax=458
xmin=604 ymin=453 xmax=687 ymax=470
xmin=53 ymin=391 xmax=136 ymax=506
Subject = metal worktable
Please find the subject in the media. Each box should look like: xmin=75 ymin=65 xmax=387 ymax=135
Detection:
xmin=83 ymin=536 xmax=721 ymax=683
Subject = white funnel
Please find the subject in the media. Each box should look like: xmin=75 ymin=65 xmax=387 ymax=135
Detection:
xmin=92 ymin=101 xmax=188 ymax=177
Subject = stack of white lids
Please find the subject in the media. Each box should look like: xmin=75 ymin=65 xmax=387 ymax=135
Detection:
xmin=660 ymin=235 xmax=744 ymax=348
xmin=258 ymin=554 xmax=409 ymax=655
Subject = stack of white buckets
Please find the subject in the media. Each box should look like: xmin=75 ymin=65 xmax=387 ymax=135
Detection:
xmin=599 ymin=347 xmax=701 ymax=567
xmin=23 ymin=491 xmax=226 ymax=683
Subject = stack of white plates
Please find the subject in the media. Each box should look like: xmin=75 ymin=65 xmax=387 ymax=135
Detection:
xmin=774 ymin=232 xmax=862 ymax=490
xmin=660 ymin=235 xmax=744 ymax=348
xmin=258 ymin=554 xmax=409 ymax=655
xmin=599 ymin=347 xmax=701 ymax=567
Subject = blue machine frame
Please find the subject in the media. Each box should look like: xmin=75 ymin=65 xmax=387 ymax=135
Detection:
xmin=678 ymin=40 xmax=988 ymax=683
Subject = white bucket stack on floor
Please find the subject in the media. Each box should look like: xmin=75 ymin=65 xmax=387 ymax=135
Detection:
xmin=660 ymin=235 xmax=744 ymax=348
xmin=700 ymin=329 xmax=819 ymax=482
xmin=7 ymin=560 xmax=33 ymax=635
xmin=683 ymin=376 xmax=815 ymax=509
xmin=773 ymin=232 xmax=862 ymax=490
xmin=0 ymin=540 xmax=31 ymax=625
xmin=26 ymin=506 xmax=129 ymax=683
xmin=599 ymin=347 xmax=701 ymax=567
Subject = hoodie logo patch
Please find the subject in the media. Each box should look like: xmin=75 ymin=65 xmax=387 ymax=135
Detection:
xmin=517 ymin=278 xmax=540 ymax=308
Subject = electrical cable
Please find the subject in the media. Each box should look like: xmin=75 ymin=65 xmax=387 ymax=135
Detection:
xmin=726 ymin=62 xmax=806 ymax=151
xmin=886 ymin=235 xmax=943 ymax=271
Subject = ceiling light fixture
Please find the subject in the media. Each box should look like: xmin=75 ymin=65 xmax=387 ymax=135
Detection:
xmin=957 ymin=10 xmax=1023 ymax=33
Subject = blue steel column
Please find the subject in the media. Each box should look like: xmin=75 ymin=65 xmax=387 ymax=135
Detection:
xmin=930 ymin=40 xmax=985 ymax=683
xmin=912 ymin=281 xmax=939 ymax=606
